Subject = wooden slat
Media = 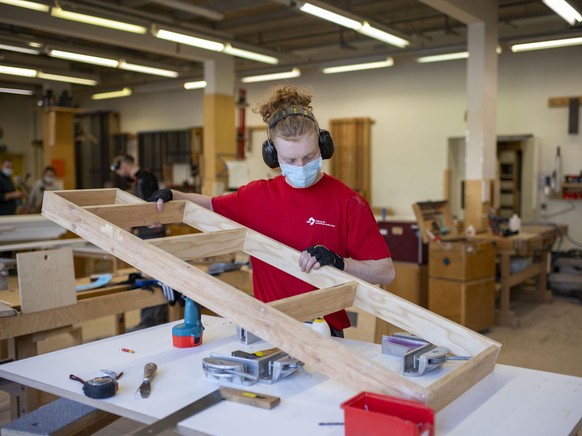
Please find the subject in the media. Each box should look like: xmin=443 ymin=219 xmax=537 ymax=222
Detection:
xmin=0 ymin=289 xmax=166 ymax=340
xmin=42 ymin=189 xmax=501 ymax=410
xmin=49 ymin=189 xmax=117 ymax=206
xmin=269 ymin=281 xmax=358 ymax=321
xmin=146 ymin=229 xmax=247 ymax=260
xmin=548 ymin=96 xmax=582 ymax=107
xmin=84 ymin=202 xmax=186 ymax=228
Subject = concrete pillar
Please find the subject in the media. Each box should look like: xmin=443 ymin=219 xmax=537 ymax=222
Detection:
xmin=202 ymin=56 xmax=236 ymax=196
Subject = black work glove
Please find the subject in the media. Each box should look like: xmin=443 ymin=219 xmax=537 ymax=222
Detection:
xmin=305 ymin=245 xmax=344 ymax=270
xmin=147 ymin=188 xmax=173 ymax=203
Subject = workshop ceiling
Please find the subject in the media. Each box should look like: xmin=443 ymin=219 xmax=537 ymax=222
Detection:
xmin=0 ymin=0 xmax=581 ymax=98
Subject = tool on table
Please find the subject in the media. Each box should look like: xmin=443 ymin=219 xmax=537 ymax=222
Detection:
xmin=135 ymin=362 xmax=157 ymax=399
xmin=202 ymin=347 xmax=309 ymax=386
xmin=69 ymin=369 xmax=123 ymax=399
xmin=382 ymin=333 xmax=471 ymax=377
xmin=236 ymin=325 xmax=262 ymax=345
xmin=172 ymin=296 xmax=204 ymax=347
xmin=132 ymin=386 xmax=280 ymax=435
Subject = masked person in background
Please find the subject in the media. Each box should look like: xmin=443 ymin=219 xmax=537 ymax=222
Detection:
xmin=22 ymin=166 xmax=57 ymax=214
xmin=149 ymin=84 xmax=394 ymax=337
xmin=111 ymin=153 xmax=170 ymax=329
xmin=0 ymin=159 xmax=24 ymax=215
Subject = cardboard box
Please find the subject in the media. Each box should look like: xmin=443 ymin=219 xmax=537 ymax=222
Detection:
xmin=429 ymin=239 xmax=495 ymax=281
xmin=428 ymin=277 xmax=495 ymax=332
xmin=383 ymin=262 xmax=428 ymax=308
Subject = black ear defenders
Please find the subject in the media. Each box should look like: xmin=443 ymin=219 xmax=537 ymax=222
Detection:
xmin=262 ymin=106 xmax=334 ymax=169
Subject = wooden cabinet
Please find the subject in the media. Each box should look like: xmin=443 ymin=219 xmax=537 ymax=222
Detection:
xmin=498 ymin=148 xmax=521 ymax=218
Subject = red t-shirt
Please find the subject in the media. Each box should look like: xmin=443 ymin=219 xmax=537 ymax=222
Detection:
xmin=212 ymin=174 xmax=391 ymax=330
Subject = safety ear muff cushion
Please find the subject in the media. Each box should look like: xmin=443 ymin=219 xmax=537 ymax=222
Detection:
xmin=319 ymin=129 xmax=335 ymax=159
xmin=262 ymin=138 xmax=280 ymax=169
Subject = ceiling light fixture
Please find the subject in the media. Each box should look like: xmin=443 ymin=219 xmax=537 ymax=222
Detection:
xmin=511 ymin=36 xmax=582 ymax=52
xmin=91 ymin=87 xmax=132 ymax=100
xmin=0 ymin=64 xmax=37 ymax=77
xmin=542 ymin=0 xmax=582 ymax=25
xmin=50 ymin=7 xmax=147 ymax=34
xmin=299 ymin=2 xmax=409 ymax=48
xmin=417 ymin=51 xmax=469 ymax=63
xmin=0 ymin=43 xmax=40 ymax=55
xmin=0 ymin=0 xmax=49 ymax=12
xmin=241 ymin=68 xmax=301 ymax=83
xmin=299 ymin=2 xmax=361 ymax=30
xmin=37 ymin=71 xmax=97 ymax=86
xmin=183 ymin=80 xmax=207 ymax=90
xmin=48 ymin=49 xmax=119 ymax=68
xmin=154 ymin=28 xmax=225 ymax=52
xmin=223 ymin=44 xmax=279 ymax=65
xmin=118 ymin=61 xmax=178 ymax=78
xmin=0 ymin=86 xmax=34 ymax=95
xmin=323 ymin=57 xmax=394 ymax=74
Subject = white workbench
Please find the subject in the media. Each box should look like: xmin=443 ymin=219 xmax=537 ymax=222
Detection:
xmin=0 ymin=316 xmax=580 ymax=435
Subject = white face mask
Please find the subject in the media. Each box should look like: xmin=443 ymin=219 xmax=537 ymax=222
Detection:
xmin=44 ymin=176 xmax=55 ymax=184
xmin=280 ymin=156 xmax=322 ymax=188
xmin=2 ymin=168 xmax=12 ymax=177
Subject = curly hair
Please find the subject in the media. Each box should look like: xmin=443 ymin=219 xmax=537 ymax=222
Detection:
xmin=254 ymin=85 xmax=318 ymax=141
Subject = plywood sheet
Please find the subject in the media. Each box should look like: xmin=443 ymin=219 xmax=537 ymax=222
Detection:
xmin=17 ymin=247 xmax=76 ymax=313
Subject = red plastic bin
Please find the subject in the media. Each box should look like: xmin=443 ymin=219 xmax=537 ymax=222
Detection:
xmin=341 ymin=392 xmax=434 ymax=436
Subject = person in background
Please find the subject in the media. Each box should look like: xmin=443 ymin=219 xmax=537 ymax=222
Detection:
xmin=22 ymin=166 xmax=57 ymax=214
xmin=149 ymin=84 xmax=395 ymax=337
xmin=0 ymin=159 xmax=24 ymax=215
xmin=111 ymin=153 xmax=169 ymax=329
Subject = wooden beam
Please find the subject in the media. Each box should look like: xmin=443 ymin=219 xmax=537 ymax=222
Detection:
xmin=84 ymin=202 xmax=186 ymax=228
xmin=147 ymin=229 xmax=247 ymax=260
xmin=269 ymin=281 xmax=358 ymax=321
xmin=0 ymin=289 xmax=166 ymax=340
xmin=42 ymin=189 xmax=501 ymax=410
xmin=51 ymin=189 xmax=117 ymax=206
xmin=548 ymin=96 xmax=582 ymax=108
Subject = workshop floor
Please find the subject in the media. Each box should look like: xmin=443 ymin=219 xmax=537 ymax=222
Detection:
xmin=1 ymin=294 xmax=581 ymax=434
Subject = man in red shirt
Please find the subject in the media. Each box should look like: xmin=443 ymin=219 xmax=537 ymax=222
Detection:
xmin=150 ymin=85 xmax=394 ymax=336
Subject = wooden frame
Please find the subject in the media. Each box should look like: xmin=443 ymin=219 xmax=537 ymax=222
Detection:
xmin=42 ymin=189 xmax=500 ymax=411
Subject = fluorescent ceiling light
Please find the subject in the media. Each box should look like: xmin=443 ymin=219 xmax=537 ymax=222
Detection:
xmin=299 ymin=3 xmax=409 ymax=48
xmin=183 ymin=80 xmax=207 ymax=90
xmin=542 ymin=0 xmax=582 ymax=25
xmin=37 ymin=71 xmax=97 ymax=86
xmin=300 ymin=3 xmax=361 ymax=30
xmin=48 ymin=49 xmax=119 ymax=68
xmin=323 ymin=57 xmax=394 ymax=74
xmin=118 ymin=61 xmax=178 ymax=78
xmin=511 ymin=36 xmax=582 ymax=52
xmin=50 ymin=7 xmax=147 ymax=34
xmin=241 ymin=68 xmax=301 ymax=83
xmin=0 ymin=86 xmax=33 ymax=95
xmin=223 ymin=44 xmax=278 ymax=65
xmin=0 ymin=64 xmax=37 ymax=77
xmin=358 ymin=22 xmax=409 ymax=48
xmin=417 ymin=51 xmax=469 ymax=63
xmin=0 ymin=0 xmax=49 ymax=12
xmin=154 ymin=28 xmax=225 ymax=52
xmin=0 ymin=43 xmax=40 ymax=55
xmin=91 ymin=87 xmax=132 ymax=100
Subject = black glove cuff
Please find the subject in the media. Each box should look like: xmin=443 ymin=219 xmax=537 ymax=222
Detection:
xmin=147 ymin=188 xmax=173 ymax=203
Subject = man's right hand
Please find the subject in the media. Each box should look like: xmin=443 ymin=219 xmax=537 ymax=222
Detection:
xmin=147 ymin=188 xmax=173 ymax=213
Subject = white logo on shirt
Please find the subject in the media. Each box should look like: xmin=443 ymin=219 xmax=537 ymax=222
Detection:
xmin=306 ymin=217 xmax=335 ymax=228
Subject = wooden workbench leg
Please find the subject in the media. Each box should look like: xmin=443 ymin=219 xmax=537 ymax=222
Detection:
xmin=535 ymin=250 xmax=553 ymax=304
xmin=495 ymin=252 xmax=520 ymax=327
xmin=11 ymin=335 xmax=42 ymax=418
